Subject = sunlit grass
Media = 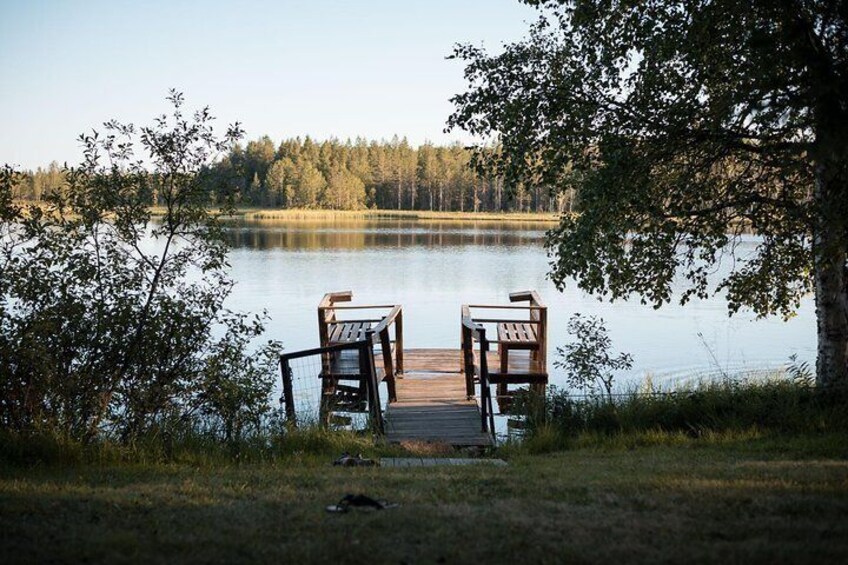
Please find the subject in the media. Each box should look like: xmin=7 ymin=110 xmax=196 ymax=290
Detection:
xmin=242 ymin=208 xmax=560 ymax=223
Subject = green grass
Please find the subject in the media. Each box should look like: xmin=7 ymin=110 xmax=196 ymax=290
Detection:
xmin=3 ymin=382 xmax=847 ymax=563
xmin=2 ymin=431 xmax=848 ymax=564
xmin=0 ymin=427 xmax=400 ymax=468
xmin=527 ymin=379 xmax=848 ymax=440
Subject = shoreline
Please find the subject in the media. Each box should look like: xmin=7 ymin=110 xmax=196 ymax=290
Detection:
xmin=148 ymin=206 xmax=562 ymax=223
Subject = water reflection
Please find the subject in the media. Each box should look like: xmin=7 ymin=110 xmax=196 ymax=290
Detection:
xmin=219 ymin=218 xmax=815 ymax=392
xmin=223 ymin=219 xmax=550 ymax=250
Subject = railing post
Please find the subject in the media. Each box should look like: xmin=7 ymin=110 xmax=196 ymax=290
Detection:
xmin=362 ymin=331 xmax=384 ymax=434
xmin=379 ymin=328 xmax=397 ymax=402
xmin=462 ymin=325 xmax=474 ymax=397
xmin=396 ymin=309 xmax=404 ymax=374
xmin=479 ymin=328 xmax=490 ymax=435
xmin=280 ymin=357 xmax=297 ymax=427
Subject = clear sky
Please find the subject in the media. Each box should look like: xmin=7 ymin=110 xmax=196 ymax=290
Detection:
xmin=0 ymin=0 xmax=539 ymax=169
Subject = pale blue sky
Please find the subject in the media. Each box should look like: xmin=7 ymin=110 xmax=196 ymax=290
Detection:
xmin=0 ymin=0 xmax=539 ymax=169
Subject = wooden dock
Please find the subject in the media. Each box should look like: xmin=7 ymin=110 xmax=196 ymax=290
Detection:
xmin=279 ymin=291 xmax=550 ymax=449
xmin=384 ymin=350 xmax=491 ymax=446
xmin=380 ymin=349 xmax=542 ymax=447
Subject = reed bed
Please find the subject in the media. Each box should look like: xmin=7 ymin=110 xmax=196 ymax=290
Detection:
xmin=243 ymin=208 xmax=560 ymax=223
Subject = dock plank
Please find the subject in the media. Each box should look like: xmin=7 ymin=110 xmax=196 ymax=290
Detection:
xmin=378 ymin=348 xmax=541 ymax=375
xmin=384 ymin=353 xmax=493 ymax=447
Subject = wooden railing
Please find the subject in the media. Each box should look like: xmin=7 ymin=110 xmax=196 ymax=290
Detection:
xmin=463 ymin=290 xmax=548 ymax=419
xmin=279 ymin=339 xmax=384 ymax=433
xmin=461 ymin=305 xmax=495 ymax=439
xmin=369 ymin=305 xmax=403 ymax=402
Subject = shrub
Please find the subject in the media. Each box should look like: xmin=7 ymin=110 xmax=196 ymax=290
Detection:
xmin=555 ymin=314 xmax=633 ymax=401
xmin=0 ymin=92 xmax=280 ymax=444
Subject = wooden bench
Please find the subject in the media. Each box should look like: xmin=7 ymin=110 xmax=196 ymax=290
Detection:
xmin=496 ymin=292 xmax=546 ymax=377
xmin=317 ymin=291 xmax=403 ymax=410
xmin=463 ymin=291 xmax=548 ymax=413
xmin=498 ymin=322 xmax=539 ymax=366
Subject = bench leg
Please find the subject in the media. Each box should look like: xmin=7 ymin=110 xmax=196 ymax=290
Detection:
xmin=498 ymin=344 xmax=510 ymax=413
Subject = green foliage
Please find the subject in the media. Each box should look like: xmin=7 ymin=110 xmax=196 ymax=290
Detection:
xmin=292 ymin=161 xmax=325 ymax=208
xmin=0 ymin=424 xmax=388 ymax=468
xmin=529 ymin=379 xmax=848 ymax=439
xmin=0 ymin=91 xmax=281 ymax=444
xmin=449 ymin=1 xmax=848 ymax=385
xmin=787 ymin=353 xmax=814 ymax=387
xmin=195 ymin=312 xmax=283 ymax=443
xmin=555 ymin=314 xmax=633 ymax=400
xmin=323 ymin=166 xmax=366 ymax=209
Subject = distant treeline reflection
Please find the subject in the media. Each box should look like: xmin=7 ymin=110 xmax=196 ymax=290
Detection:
xmin=223 ymin=220 xmax=547 ymax=250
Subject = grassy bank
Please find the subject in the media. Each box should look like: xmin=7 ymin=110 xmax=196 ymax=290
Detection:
xmin=245 ymin=208 xmax=560 ymax=222
xmin=2 ymin=432 xmax=847 ymax=564
xmin=4 ymin=381 xmax=848 ymax=563
xmin=517 ymin=380 xmax=848 ymax=453
xmin=146 ymin=206 xmax=561 ymax=223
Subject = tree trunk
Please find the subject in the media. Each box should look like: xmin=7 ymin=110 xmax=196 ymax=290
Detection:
xmin=813 ymin=164 xmax=848 ymax=388
xmin=813 ymin=250 xmax=848 ymax=388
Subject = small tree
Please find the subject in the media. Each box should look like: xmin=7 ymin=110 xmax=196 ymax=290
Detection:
xmin=0 ymin=91 xmax=281 ymax=443
xmin=555 ymin=314 xmax=633 ymax=401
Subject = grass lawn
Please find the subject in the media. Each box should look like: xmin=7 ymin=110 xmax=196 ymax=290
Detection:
xmin=2 ymin=434 xmax=847 ymax=564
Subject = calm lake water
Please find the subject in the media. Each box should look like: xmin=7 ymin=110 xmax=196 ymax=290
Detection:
xmin=221 ymin=218 xmax=815 ymax=391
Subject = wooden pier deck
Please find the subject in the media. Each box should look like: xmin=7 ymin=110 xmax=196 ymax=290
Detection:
xmin=278 ymin=290 xmax=550 ymax=449
xmin=383 ymin=349 xmax=492 ymax=447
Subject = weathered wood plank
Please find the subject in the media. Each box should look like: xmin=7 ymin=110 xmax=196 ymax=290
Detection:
xmin=377 ymin=349 xmax=543 ymax=375
xmin=384 ymin=358 xmax=492 ymax=447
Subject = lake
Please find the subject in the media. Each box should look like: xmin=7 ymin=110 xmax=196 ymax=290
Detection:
xmin=221 ymin=217 xmax=816 ymax=391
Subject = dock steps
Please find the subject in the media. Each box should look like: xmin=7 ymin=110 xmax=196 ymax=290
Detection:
xmin=383 ymin=350 xmax=493 ymax=447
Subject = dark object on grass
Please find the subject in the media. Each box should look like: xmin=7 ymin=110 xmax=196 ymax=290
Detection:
xmin=325 ymin=494 xmax=399 ymax=513
xmin=332 ymin=452 xmax=379 ymax=467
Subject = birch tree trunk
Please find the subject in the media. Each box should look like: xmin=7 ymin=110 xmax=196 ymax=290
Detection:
xmin=813 ymin=163 xmax=848 ymax=388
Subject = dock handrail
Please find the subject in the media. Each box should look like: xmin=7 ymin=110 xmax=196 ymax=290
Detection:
xmin=362 ymin=331 xmax=384 ymax=433
xmin=279 ymin=338 xmax=384 ymax=433
xmin=461 ymin=306 xmax=495 ymax=438
xmin=369 ymin=304 xmax=403 ymax=402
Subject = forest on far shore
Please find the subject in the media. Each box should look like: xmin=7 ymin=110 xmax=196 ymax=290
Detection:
xmin=12 ymin=136 xmax=573 ymax=213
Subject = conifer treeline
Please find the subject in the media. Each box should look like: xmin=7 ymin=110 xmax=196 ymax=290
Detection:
xmin=12 ymin=136 xmax=574 ymax=213
xmin=219 ymin=135 xmax=566 ymax=212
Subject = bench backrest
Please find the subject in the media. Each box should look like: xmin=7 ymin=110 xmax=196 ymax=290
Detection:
xmin=317 ymin=291 xmax=354 ymax=348
xmin=509 ymin=290 xmax=547 ymax=370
